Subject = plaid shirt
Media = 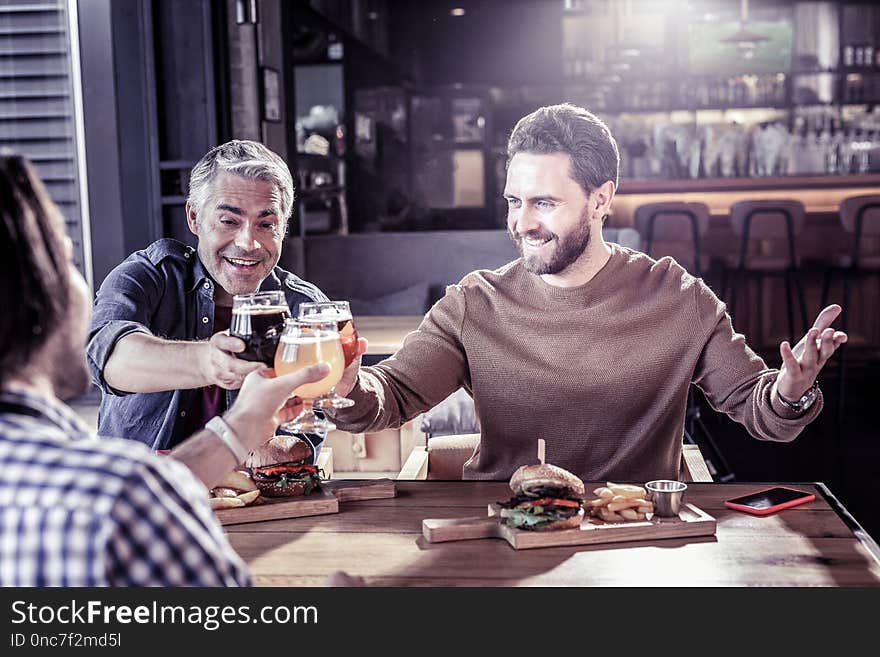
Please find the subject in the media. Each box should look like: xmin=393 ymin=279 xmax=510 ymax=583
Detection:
xmin=0 ymin=389 xmax=251 ymax=586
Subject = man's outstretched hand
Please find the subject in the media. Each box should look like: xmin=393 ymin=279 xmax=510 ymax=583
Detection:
xmin=334 ymin=337 xmax=369 ymax=397
xmin=776 ymin=304 xmax=847 ymax=400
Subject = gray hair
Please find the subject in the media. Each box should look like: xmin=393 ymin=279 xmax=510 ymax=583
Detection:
xmin=507 ymin=103 xmax=620 ymax=195
xmin=187 ymin=139 xmax=295 ymax=223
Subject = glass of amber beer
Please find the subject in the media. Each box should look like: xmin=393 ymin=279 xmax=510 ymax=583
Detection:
xmin=298 ymin=301 xmax=357 ymax=409
xmin=274 ymin=318 xmax=346 ymax=433
xmin=230 ymin=291 xmax=290 ymax=366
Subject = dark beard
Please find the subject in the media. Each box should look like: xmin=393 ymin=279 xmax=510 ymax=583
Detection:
xmin=508 ymin=209 xmax=592 ymax=275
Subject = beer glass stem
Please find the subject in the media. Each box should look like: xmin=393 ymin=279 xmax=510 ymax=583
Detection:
xmin=279 ymin=400 xmax=337 ymax=434
xmin=313 ymin=387 xmax=355 ymax=409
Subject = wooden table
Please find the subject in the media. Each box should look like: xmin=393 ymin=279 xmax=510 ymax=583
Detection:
xmin=225 ymin=481 xmax=880 ymax=586
xmin=354 ymin=315 xmax=423 ymax=356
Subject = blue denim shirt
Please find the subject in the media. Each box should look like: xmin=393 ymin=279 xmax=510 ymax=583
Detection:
xmin=87 ymin=238 xmax=328 ymax=456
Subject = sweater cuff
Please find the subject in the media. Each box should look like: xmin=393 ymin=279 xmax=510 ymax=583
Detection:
xmin=324 ymin=374 xmax=378 ymax=427
xmin=769 ymin=379 xmax=824 ymax=422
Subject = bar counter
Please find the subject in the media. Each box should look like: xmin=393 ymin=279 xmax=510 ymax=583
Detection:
xmin=611 ymin=173 xmax=880 ymax=225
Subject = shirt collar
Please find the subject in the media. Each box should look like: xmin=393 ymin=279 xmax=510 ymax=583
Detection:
xmin=0 ymin=388 xmax=93 ymax=439
xmin=188 ymin=248 xmax=211 ymax=293
xmin=259 ymin=269 xmax=282 ymax=291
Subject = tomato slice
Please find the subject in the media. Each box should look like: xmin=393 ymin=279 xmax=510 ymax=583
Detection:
xmin=519 ymin=497 xmax=581 ymax=508
xmin=254 ymin=463 xmax=316 ymax=478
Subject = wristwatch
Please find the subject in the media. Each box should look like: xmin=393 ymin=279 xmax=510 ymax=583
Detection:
xmin=776 ymin=381 xmax=820 ymax=414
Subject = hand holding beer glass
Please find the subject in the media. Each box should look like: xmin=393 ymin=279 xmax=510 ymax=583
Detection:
xmin=230 ymin=291 xmax=291 ymax=365
xmin=274 ymin=318 xmax=346 ymax=433
xmin=298 ymin=301 xmax=358 ymax=409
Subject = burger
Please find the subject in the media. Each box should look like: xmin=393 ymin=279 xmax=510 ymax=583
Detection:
xmin=498 ymin=463 xmax=585 ymax=531
xmin=244 ymin=434 xmax=322 ymax=497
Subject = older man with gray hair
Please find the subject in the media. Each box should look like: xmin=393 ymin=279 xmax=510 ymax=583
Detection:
xmin=88 ymin=140 xmax=328 ymax=453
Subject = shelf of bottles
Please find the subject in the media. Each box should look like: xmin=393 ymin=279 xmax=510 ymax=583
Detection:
xmin=562 ymin=53 xmax=788 ymax=112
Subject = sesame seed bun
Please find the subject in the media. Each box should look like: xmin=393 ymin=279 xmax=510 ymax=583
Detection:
xmin=509 ymin=463 xmax=586 ymax=497
xmin=244 ymin=434 xmax=312 ymax=469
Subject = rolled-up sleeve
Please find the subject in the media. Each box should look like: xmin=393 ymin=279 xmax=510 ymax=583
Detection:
xmin=87 ymin=254 xmax=163 ymax=396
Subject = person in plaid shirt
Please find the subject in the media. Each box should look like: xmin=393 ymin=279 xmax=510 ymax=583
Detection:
xmin=0 ymin=154 xmax=330 ymax=586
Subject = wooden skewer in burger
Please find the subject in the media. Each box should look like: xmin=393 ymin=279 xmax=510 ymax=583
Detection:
xmin=498 ymin=439 xmax=586 ymax=531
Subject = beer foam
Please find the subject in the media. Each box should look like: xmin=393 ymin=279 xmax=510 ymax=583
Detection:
xmin=232 ymin=305 xmax=290 ymax=315
xmin=280 ymin=333 xmax=337 ymax=344
xmin=301 ymin=314 xmax=351 ymax=325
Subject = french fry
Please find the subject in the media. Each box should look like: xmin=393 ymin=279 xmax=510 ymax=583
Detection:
xmin=210 ymin=496 xmax=245 ymax=509
xmin=237 ymin=489 xmax=260 ymax=505
xmin=598 ymin=507 xmax=625 ymax=523
xmin=584 ymin=482 xmax=655 ymax=524
xmin=212 ymin=487 xmax=240 ymax=498
xmin=593 ymin=486 xmax=614 ymax=500
xmin=210 ymin=469 xmax=261 ymax=510
xmin=606 ymin=482 xmax=647 ymax=499
xmin=608 ymin=498 xmax=644 ymax=512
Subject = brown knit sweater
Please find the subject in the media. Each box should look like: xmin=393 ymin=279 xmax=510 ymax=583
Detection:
xmin=331 ymin=244 xmax=822 ymax=482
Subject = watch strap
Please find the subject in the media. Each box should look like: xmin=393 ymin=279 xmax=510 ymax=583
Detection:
xmin=776 ymin=381 xmax=818 ymax=412
xmin=205 ymin=415 xmax=249 ymax=464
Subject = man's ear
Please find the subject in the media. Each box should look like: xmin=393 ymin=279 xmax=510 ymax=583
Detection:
xmin=592 ymin=180 xmax=616 ymax=217
xmin=185 ymin=202 xmax=199 ymax=236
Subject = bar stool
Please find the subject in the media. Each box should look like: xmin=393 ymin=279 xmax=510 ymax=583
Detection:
xmin=634 ymin=201 xmax=711 ymax=278
xmin=820 ymin=194 xmax=880 ymax=423
xmin=633 ymin=201 xmax=733 ymax=481
xmin=720 ymin=199 xmax=809 ymax=345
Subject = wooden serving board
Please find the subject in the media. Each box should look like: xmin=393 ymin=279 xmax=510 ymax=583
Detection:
xmin=325 ymin=478 xmax=398 ymax=502
xmin=422 ymin=502 xmax=716 ymax=549
xmin=216 ymin=487 xmax=339 ymax=525
xmin=216 ymin=479 xmax=397 ymax=526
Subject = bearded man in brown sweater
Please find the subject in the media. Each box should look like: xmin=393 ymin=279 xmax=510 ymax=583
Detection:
xmin=332 ymin=103 xmax=848 ymax=482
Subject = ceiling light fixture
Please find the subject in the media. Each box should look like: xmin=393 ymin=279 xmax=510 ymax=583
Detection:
xmin=450 ymin=8 xmax=465 ymax=17
xmin=719 ymin=0 xmax=768 ymax=50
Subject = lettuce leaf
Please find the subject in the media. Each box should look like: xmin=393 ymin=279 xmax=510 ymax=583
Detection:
xmin=501 ymin=508 xmax=555 ymax=529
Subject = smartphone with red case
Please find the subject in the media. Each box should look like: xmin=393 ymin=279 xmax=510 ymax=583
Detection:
xmin=724 ymin=486 xmax=815 ymax=516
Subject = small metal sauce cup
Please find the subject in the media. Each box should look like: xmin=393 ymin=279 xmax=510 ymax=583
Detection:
xmin=645 ymin=480 xmax=687 ymax=517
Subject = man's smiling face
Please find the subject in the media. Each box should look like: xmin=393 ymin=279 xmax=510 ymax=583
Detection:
xmin=504 ymin=151 xmax=593 ymax=276
xmin=187 ymin=172 xmax=285 ymax=304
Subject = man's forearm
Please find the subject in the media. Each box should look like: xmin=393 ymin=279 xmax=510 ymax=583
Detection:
xmin=103 ymin=332 xmax=209 ymax=393
xmin=169 ymin=428 xmax=239 ymax=489
xmin=170 ymin=398 xmax=291 ymax=489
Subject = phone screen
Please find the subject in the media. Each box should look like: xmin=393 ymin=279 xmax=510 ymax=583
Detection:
xmin=726 ymin=487 xmax=811 ymax=509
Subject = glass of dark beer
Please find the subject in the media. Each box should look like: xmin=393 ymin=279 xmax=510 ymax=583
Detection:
xmin=298 ymin=301 xmax=357 ymax=409
xmin=230 ymin=291 xmax=290 ymax=366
